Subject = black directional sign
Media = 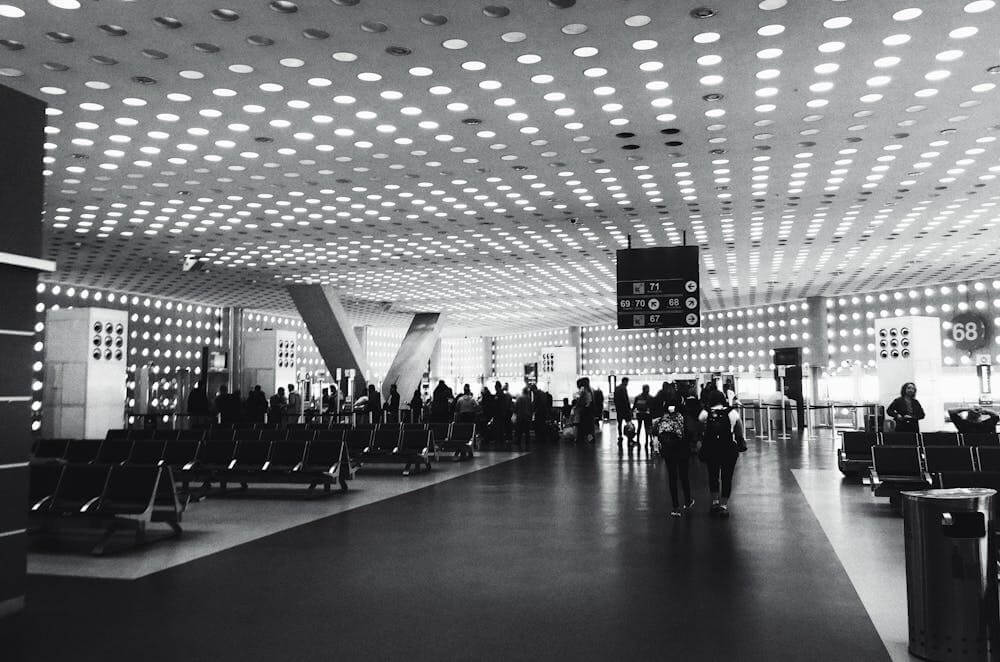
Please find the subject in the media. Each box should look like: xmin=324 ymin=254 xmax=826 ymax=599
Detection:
xmin=616 ymin=246 xmax=700 ymax=329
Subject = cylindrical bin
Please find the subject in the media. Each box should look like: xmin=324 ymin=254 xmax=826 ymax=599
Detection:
xmin=902 ymin=488 xmax=996 ymax=662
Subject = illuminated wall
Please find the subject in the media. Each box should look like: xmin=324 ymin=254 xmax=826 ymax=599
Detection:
xmin=242 ymin=311 xmax=325 ymax=377
xmin=364 ymin=326 xmax=406 ymax=384
xmin=439 ymin=337 xmax=485 ymax=389
xmin=825 ymin=278 xmax=1000 ymax=370
xmin=492 ymin=328 xmax=573 ymax=386
xmin=580 ymin=301 xmax=814 ymax=377
xmin=34 ymin=282 xmax=223 ymax=432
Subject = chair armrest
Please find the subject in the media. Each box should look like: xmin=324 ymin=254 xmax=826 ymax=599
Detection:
xmin=80 ymin=496 xmax=101 ymax=513
xmin=30 ymin=496 xmax=51 ymax=512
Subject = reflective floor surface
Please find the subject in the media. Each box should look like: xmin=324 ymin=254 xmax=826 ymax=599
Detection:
xmin=2 ymin=425 xmax=894 ymax=661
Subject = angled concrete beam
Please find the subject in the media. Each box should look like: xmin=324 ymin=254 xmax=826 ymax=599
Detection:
xmin=381 ymin=313 xmax=443 ymax=402
xmin=285 ymin=285 xmax=371 ymax=387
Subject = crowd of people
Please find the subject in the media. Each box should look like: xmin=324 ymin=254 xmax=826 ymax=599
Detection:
xmin=886 ymin=380 xmax=1000 ymax=433
xmin=186 ymin=382 xmax=307 ymax=427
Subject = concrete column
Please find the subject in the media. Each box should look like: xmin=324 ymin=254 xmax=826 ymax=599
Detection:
xmin=482 ymin=337 xmax=494 ymax=382
xmin=429 ymin=338 xmax=442 ymax=380
xmin=223 ymin=306 xmax=243 ymax=391
xmin=0 ymin=84 xmax=48 ymax=618
xmin=805 ymin=296 xmax=830 ymax=404
xmin=568 ymin=326 xmax=582 ymax=374
xmin=382 ymin=313 xmax=443 ymax=403
xmin=285 ymin=285 xmax=372 ymax=393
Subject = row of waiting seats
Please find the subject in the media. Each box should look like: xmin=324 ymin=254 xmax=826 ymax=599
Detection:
xmin=838 ymin=431 xmax=1000 ymax=475
xmin=29 ymin=463 xmax=183 ymax=555
xmin=869 ymin=444 xmax=1000 ymax=504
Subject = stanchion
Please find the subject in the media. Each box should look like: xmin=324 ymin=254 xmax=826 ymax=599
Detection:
xmin=776 ymin=398 xmax=791 ymax=440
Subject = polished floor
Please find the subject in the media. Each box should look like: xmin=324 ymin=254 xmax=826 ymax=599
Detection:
xmin=1 ymin=428 xmax=893 ymax=661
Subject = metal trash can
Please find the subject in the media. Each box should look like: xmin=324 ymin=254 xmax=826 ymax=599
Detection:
xmin=902 ymin=488 xmax=996 ymax=662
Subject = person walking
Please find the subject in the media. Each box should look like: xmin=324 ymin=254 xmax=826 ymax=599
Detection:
xmin=655 ymin=395 xmax=693 ymax=517
xmin=493 ymin=381 xmax=513 ymax=445
xmin=614 ymin=377 xmax=632 ymax=445
xmin=698 ymin=391 xmax=747 ymax=518
xmin=633 ymin=385 xmax=655 ymax=449
xmin=887 ymin=382 xmax=925 ymax=433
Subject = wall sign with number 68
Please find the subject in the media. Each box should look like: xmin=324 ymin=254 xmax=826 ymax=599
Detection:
xmin=950 ymin=313 xmax=990 ymax=351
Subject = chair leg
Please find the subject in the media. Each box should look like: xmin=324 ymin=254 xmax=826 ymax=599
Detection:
xmin=339 ymin=474 xmax=349 ymax=492
xmin=91 ymin=521 xmax=118 ymax=556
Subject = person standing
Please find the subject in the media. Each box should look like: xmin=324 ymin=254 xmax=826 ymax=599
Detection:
xmin=365 ymin=384 xmax=382 ymax=424
xmin=614 ymin=377 xmax=632 ymax=445
xmin=574 ymin=378 xmax=594 ymax=444
xmin=533 ymin=386 xmax=553 ymax=443
xmin=656 ymin=397 xmax=693 ymax=517
xmin=431 ymin=380 xmax=453 ymax=423
xmin=591 ymin=387 xmax=605 ymax=436
xmin=493 ymin=381 xmax=512 ymax=444
xmin=246 ymin=385 xmax=268 ymax=424
xmin=454 ymin=384 xmax=480 ymax=423
xmin=409 ymin=388 xmax=423 ymax=424
xmin=187 ymin=381 xmax=211 ymax=429
xmin=286 ymin=384 xmax=302 ymax=425
xmin=698 ymin=391 xmax=747 ymax=518
xmin=633 ymin=385 xmax=655 ymax=449
xmin=514 ymin=387 xmax=534 ymax=449
xmin=384 ymin=384 xmax=400 ymax=424
xmin=268 ymin=387 xmax=286 ymax=427
xmin=887 ymin=382 xmax=925 ymax=433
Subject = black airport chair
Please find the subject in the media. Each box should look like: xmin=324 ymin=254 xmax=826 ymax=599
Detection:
xmin=344 ymin=429 xmax=373 ymax=460
xmin=403 ymin=423 xmax=429 ymax=430
xmin=197 ymin=439 xmax=238 ymax=472
xmin=977 ymin=447 xmax=1000 ymax=472
xmin=429 ymin=423 xmax=451 ymax=446
xmin=31 ymin=438 xmax=69 ymax=462
xmin=64 ymin=439 xmax=103 ymax=464
xmin=161 ymin=439 xmax=200 ymax=471
xmin=963 ymin=433 xmax=1000 ymax=447
xmin=232 ymin=421 xmax=259 ymax=432
xmin=130 ymin=428 xmax=157 ymax=441
xmin=881 ymin=433 xmax=920 ymax=446
xmin=838 ymin=431 xmax=879 ymax=476
xmin=127 ymin=440 xmax=166 ymax=465
xmin=265 ymin=440 xmax=307 ymax=473
xmin=99 ymin=464 xmax=161 ymax=515
xmin=207 ymin=426 xmax=238 ymax=441
xmin=258 ymin=428 xmax=286 ymax=442
xmin=937 ymin=471 xmax=1000 ymax=490
xmin=286 ymin=428 xmax=316 ymax=442
xmin=314 ymin=428 xmax=347 ymax=443
xmin=97 ymin=438 xmax=134 ymax=465
xmin=104 ymin=429 xmax=131 ymax=442
xmin=329 ymin=423 xmax=352 ymax=433
xmin=398 ymin=429 xmax=433 ymax=475
xmin=368 ymin=428 xmax=402 ymax=456
xmin=29 ymin=463 xmax=64 ymax=512
xmin=152 ymin=429 xmax=180 ymax=442
xmin=176 ymin=429 xmax=206 ymax=442
xmin=924 ymin=446 xmax=975 ymax=473
xmin=48 ymin=464 xmax=111 ymax=514
xmin=300 ymin=440 xmax=349 ymax=491
xmin=870 ymin=446 xmax=930 ymax=498
xmin=230 ymin=439 xmax=270 ymax=471
xmin=440 ymin=423 xmax=476 ymax=460
xmin=921 ymin=432 xmax=961 ymax=447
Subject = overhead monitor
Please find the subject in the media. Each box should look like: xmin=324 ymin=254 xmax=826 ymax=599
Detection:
xmin=616 ymin=246 xmax=701 ymax=330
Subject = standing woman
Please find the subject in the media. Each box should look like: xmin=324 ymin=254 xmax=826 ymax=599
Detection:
xmin=573 ymin=377 xmax=594 ymax=444
xmin=887 ymin=382 xmax=925 ymax=433
xmin=698 ymin=391 xmax=747 ymax=518
xmin=633 ymin=385 xmax=655 ymax=449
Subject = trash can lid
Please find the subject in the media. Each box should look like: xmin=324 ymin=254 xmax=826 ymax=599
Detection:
xmin=901 ymin=487 xmax=996 ymax=500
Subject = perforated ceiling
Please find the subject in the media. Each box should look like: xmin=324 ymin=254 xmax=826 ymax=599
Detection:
xmin=2 ymin=0 xmax=1000 ymax=333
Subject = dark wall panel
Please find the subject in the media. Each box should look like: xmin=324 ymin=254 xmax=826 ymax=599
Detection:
xmin=0 ymin=85 xmax=45 ymax=260
xmin=0 ymin=335 xmax=33 ymax=398
xmin=0 ymin=402 xmax=30 ymax=465
xmin=0 ymin=467 xmax=27 ymax=534
xmin=0 ymin=265 xmax=38 ymax=332
xmin=0 ymin=533 xmax=27 ymax=603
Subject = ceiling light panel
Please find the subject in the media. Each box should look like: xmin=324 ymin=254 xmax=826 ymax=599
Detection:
xmin=3 ymin=0 xmax=1000 ymax=333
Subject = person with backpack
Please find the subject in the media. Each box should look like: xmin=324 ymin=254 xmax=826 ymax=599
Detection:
xmin=633 ymin=385 xmax=655 ymax=449
xmin=613 ymin=377 xmax=632 ymax=445
xmin=655 ymin=395 xmax=693 ymax=517
xmin=698 ymin=390 xmax=747 ymax=518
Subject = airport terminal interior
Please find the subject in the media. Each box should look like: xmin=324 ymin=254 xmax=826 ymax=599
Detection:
xmin=4 ymin=0 xmax=1000 ymax=660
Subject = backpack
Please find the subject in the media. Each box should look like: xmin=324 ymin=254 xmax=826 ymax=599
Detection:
xmin=655 ymin=413 xmax=685 ymax=451
xmin=704 ymin=408 xmax=734 ymax=448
